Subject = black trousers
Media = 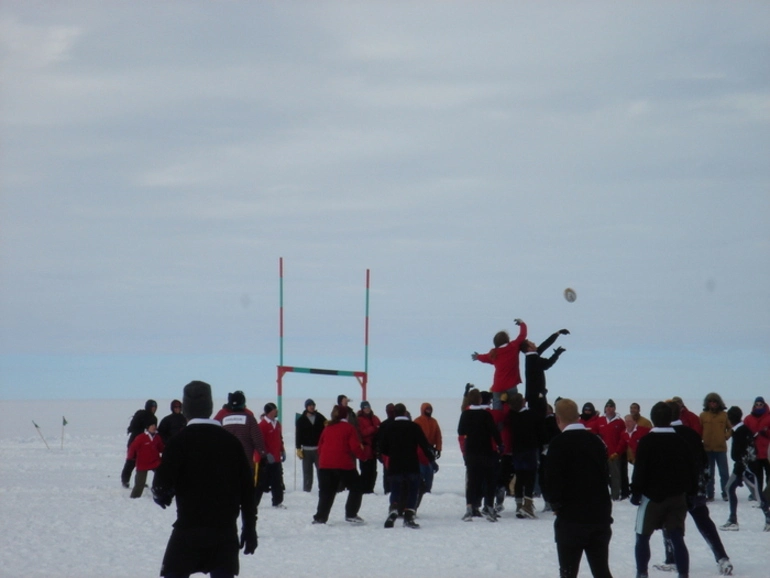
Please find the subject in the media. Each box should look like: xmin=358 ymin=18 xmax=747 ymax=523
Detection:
xmin=314 ymin=468 xmax=362 ymax=523
xmin=555 ymin=519 xmax=613 ymax=578
xmin=663 ymin=496 xmax=728 ymax=564
xmin=465 ymin=454 xmax=498 ymax=509
xmin=255 ymin=461 xmax=284 ymax=507
xmin=359 ymin=458 xmax=378 ymax=494
xmin=121 ymin=458 xmax=136 ymax=486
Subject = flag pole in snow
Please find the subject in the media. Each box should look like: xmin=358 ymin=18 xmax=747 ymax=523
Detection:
xmin=32 ymin=420 xmax=51 ymax=450
xmin=61 ymin=416 xmax=68 ymax=450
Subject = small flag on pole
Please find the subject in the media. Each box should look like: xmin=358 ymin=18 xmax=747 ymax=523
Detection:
xmin=61 ymin=416 xmax=68 ymax=449
xmin=32 ymin=420 xmax=51 ymax=449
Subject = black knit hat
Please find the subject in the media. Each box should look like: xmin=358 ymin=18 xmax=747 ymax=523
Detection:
xmin=182 ymin=381 xmax=213 ymax=420
xmin=145 ymin=399 xmax=158 ymax=411
xmin=229 ymin=390 xmax=246 ymax=411
xmin=305 ymin=398 xmax=316 ymax=409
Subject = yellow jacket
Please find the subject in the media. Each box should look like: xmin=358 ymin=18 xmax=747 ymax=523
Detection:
xmin=699 ymin=410 xmax=731 ymax=452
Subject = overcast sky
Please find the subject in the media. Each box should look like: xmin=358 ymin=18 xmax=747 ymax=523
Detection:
xmin=1 ymin=2 xmax=768 ymax=405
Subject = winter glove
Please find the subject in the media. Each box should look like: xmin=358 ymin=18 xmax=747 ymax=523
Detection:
xmin=434 ymin=450 xmax=441 ymax=460
xmin=630 ymin=494 xmax=641 ymax=506
xmin=559 ymin=328 xmax=570 ymax=335
xmin=464 ymin=383 xmax=474 ymax=396
xmin=431 ymin=461 xmax=439 ymax=473
xmin=240 ymin=524 xmax=258 ymax=555
xmin=514 ymin=318 xmax=523 ymax=325
xmin=152 ymin=487 xmax=173 ymax=509
xmin=553 ymin=346 xmax=566 ymax=356
xmin=266 ymin=453 xmax=276 ymax=465
xmin=295 ymin=448 xmax=304 ymax=460
xmin=280 ymin=450 xmax=286 ymax=463
xmin=471 ymin=352 xmax=479 ymax=361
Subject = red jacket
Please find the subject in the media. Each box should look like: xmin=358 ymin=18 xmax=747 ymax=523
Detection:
xmin=318 ymin=420 xmax=365 ymax=470
xmin=618 ymin=425 xmax=651 ymax=463
xmin=744 ymin=410 xmax=770 ymax=460
xmin=258 ymin=417 xmax=284 ymax=462
xmin=127 ymin=430 xmax=164 ymax=471
xmin=356 ymin=411 xmax=381 ymax=461
xmin=475 ymin=322 xmax=528 ymax=392
xmin=597 ymin=414 xmax=626 ymax=456
xmin=580 ymin=414 xmax=601 ymax=434
xmin=679 ymin=406 xmax=702 ymax=435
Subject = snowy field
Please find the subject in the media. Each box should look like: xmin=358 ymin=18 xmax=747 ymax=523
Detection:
xmin=0 ymin=396 xmax=767 ymax=578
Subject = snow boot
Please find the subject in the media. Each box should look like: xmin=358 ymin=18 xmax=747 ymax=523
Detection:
xmin=482 ymin=505 xmax=498 ymax=522
xmin=403 ymin=509 xmax=420 ymax=529
xmin=384 ymin=509 xmax=398 ymax=528
xmin=462 ymin=506 xmax=473 ymax=521
xmin=522 ymin=497 xmax=537 ymax=519
xmin=515 ymin=498 xmax=524 ymax=519
xmin=494 ymin=487 xmax=506 ymax=513
xmin=717 ymin=557 xmax=733 ymax=576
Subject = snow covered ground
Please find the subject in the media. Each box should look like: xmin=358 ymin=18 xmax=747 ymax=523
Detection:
xmin=0 ymin=396 xmax=766 ymax=578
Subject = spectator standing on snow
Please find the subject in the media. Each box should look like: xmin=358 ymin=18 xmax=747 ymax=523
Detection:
xmin=356 ymin=401 xmax=381 ymax=494
xmin=700 ymin=392 xmax=732 ymax=502
xmin=414 ymin=402 xmax=443 ymax=494
xmin=158 ymin=399 xmax=187 ymax=444
xmin=597 ymin=399 xmax=627 ymax=501
xmin=520 ymin=327 xmax=569 ymax=419
xmin=631 ymin=401 xmax=697 ymax=578
xmin=127 ymin=422 xmax=164 ymax=498
xmin=152 ymin=381 xmax=257 ymax=578
xmin=720 ymin=406 xmax=770 ymax=532
xmin=121 ymin=399 xmax=158 ymax=488
xmin=256 ymin=402 xmax=286 ymax=509
xmin=671 ymin=396 xmax=702 ymax=435
xmin=543 ymin=397 xmax=613 ymax=578
xmin=471 ymin=318 xmax=527 ymax=410
xmin=295 ymin=399 xmax=326 ymax=493
xmin=579 ymin=402 xmax=601 ymax=433
xmin=313 ymin=405 xmax=367 ymax=525
xmin=629 ymin=403 xmax=653 ymax=429
xmin=743 ymin=396 xmax=770 ymax=496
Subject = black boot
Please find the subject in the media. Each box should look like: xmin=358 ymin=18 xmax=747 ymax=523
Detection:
xmin=403 ymin=508 xmax=420 ymax=529
xmin=384 ymin=509 xmax=398 ymax=528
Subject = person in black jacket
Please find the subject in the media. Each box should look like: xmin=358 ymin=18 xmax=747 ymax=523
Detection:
xmin=457 ymin=388 xmax=502 ymax=522
xmin=295 ymin=399 xmax=326 ymax=492
xmin=506 ymin=393 xmax=542 ymax=519
xmin=158 ymin=399 xmax=187 ymax=444
xmin=654 ymin=401 xmax=732 ymax=576
xmin=543 ymin=397 xmax=613 ymax=578
xmin=152 ymin=381 xmax=257 ymax=578
xmin=631 ymin=401 xmax=697 ymax=578
xmin=379 ymin=403 xmax=436 ymax=528
xmin=520 ymin=328 xmax=569 ymax=419
xmin=720 ymin=406 xmax=770 ymax=532
xmin=120 ymin=399 xmax=158 ymax=488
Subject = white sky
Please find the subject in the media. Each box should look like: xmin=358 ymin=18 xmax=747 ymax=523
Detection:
xmin=1 ymin=2 xmax=768 ymax=401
